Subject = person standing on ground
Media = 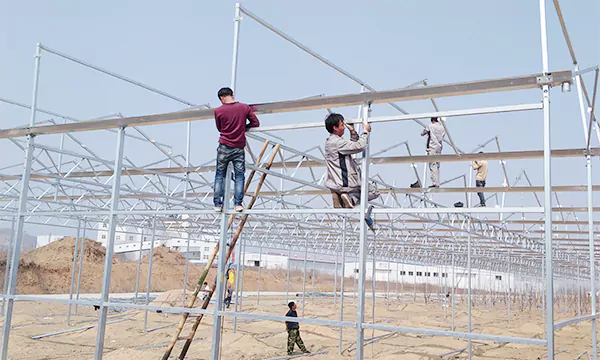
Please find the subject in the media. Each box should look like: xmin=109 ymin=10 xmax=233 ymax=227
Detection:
xmin=224 ymin=285 xmax=233 ymax=308
xmin=419 ymin=117 xmax=446 ymax=188
xmin=472 ymin=153 xmax=488 ymax=207
xmin=213 ymin=87 xmax=260 ymax=212
xmin=324 ymin=113 xmax=379 ymax=208
xmin=285 ymin=302 xmax=310 ymax=355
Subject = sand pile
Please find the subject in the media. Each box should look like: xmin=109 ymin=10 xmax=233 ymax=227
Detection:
xmin=0 ymin=238 xmax=206 ymax=294
xmin=142 ymin=245 xmax=187 ymax=265
xmin=22 ymin=236 xmax=108 ymax=269
xmin=0 ymin=237 xmax=395 ymax=296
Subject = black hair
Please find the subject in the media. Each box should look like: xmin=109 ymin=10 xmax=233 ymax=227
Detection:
xmin=430 ymin=117 xmax=439 ymax=123
xmin=478 ymin=151 xmax=484 ymax=154
xmin=203 ymin=282 xmax=208 ymax=285
xmin=325 ymin=113 xmax=345 ymax=133
xmin=218 ymin=87 xmax=234 ymax=99
xmin=288 ymin=301 xmax=295 ymax=309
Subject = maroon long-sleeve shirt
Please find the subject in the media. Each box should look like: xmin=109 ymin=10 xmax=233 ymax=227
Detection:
xmin=214 ymin=102 xmax=260 ymax=149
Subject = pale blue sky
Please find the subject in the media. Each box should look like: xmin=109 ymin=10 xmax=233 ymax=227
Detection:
xmin=0 ymin=0 xmax=598 ymax=235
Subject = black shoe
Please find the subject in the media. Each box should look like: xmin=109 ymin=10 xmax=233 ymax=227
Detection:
xmin=410 ymin=181 xmax=421 ymax=188
xmin=428 ymin=184 xmax=439 ymax=188
xmin=480 ymin=203 xmax=486 ymax=207
xmin=364 ymin=205 xmax=375 ymax=231
xmin=302 ymin=350 xmax=310 ymax=354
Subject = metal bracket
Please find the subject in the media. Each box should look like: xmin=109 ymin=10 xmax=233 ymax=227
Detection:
xmin=536 ymin=74 xmax=554 ymax=86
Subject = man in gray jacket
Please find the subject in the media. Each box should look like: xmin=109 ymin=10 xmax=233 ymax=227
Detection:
xmin=324 ymin=113 xmax=379 ymax=208
xmin=421 ymin=117 xmax=446 ymax=188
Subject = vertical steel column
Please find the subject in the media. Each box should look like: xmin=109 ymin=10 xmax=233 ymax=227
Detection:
xmin=134 ymin=228 xmax=144 ymax=303
xmin=542 ymin=259 xmax=546 ymax=338
xmin=587 ymin=155 xmax=597 ymax=359
xmin=489 ymin=269 xmax=493 ymax=310
xmin=451 ymin=251 xmax=456 ymax=331
xmin=355 ymin=102 xmax=371 ymax=360
xmin=312 ymin=253 xmax=315 ymax=303
xmin=334 ymin=247 xmax=338 ymax=307
xmin=75 ymin=222 xmax=87 ymax=315
xmin=286 ymin=246 xmax=291 ymax=304
xmin=257 ymin=242 xmax=262 ymax=306
xmin=413 ymin=266 xmax=417 ymax=301
xmin=210 ymin=164 xmax=232 ymax=360
xmin=371 ymin=253 xmax=375 ymax=323
xmin=230 ymin=2 xmax=242 ymax=91
xmin=143 ymin=217 xmax=156 ymax=332
xmin=353 ymin=259 xmax=357 ymax=302
xmin=239 ymin=233 xmax=246 ymax=311
xmin=1 ymin=217 xmax=15 ymax=316
xmin=401 ymin=264 xmax=404 ymax=302
xmin=338 ymin=218 xmax=346 ymax=355
xmin=508 ymin=252 xmax=511 ymax=326
xmin=183 ymin=232 xmax=191 ymax=307
xmin=93 ymin=126 xmax=126 ymax=360
xmin=577 ymin=264 xmax=581 ymax=329
xmin=386 ymin=261 xmax=390 ymax=311
xmin=67 ymin=219 xmax=82 ymax=325
xmin=539 ymin=0 xmax=554 ymax=356
xmin=396 ymin=262 xmax=399 ymax=303
xmin=0 ymin=42 xmax=41 ymax=360
xmin=233 ymin=233 xmax=242 ymax=333
xmin=467 ymin=219 xmax=472 ymax=359
xmin=302 ymin=237 xmax=307 ymax=317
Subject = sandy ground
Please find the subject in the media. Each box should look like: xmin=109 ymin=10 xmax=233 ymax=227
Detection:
xmin=1 ymin=238 xmax=595 ymax=359
xmin=3 ymin=293 xmax=596 ymax=360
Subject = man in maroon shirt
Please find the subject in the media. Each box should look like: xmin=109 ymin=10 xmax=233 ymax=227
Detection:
xmin=213 ymin=87 xmax=260 ymax=212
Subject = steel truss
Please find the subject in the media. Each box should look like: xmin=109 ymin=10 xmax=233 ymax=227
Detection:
xmin=0 ymin=1 xmax=598 ymax=360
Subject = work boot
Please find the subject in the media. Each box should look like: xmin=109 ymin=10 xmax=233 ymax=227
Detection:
xmin=428 ymin=184 xmax=439 ymax=188
xmin=410 ymin=180 xmax=421 ymax=188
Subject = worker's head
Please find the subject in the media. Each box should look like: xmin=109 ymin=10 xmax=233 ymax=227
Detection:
xmin=325 ymin=113 xmax=346 ymax=136
xmin=203 ymin=282 xmax=208 ymax=286
xmin=288 ymin=301 xmax=296 ymax=311
xmin=217 ymin=87 xmax=235 ymax=104
xmin=430 ymin=117 xmax=439 ymax=123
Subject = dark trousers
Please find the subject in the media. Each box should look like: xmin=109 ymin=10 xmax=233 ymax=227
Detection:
xmin=476 ymin=180 xmax=486 ymax=205
xmin=287 ymin=329 xmax=307 ymax=354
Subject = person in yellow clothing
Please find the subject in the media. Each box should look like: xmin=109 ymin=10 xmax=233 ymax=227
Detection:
xmin=472 ymin=153 xmax=488 ymax=207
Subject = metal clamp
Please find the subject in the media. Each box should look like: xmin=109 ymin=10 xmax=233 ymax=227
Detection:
xmin=536 ymin=73 xmax=554 ymax=86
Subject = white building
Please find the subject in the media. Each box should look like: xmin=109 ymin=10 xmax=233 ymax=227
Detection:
xmin=96 ymin=222 xmax=220 ymax=262
xmin=36 ymin=234 xmax=65 ymax=248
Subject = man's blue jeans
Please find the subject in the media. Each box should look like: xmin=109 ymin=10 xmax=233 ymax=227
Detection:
xmin=213 ymin=144 xmax=245 ymax=207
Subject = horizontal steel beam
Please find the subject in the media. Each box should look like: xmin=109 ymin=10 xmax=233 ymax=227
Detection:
xmin=249 ymin=103 xmax=543 ymax=132
xmin=2 ymin=147 xmax=594 ymax=181
xmin=0 ymin=70 xmax=572 ymax=138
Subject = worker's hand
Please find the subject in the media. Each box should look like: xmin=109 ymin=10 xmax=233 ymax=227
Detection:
xmin=362 ymin=122 xmax=371 ymax=133
xmin=344 ymin=121 xmax=355 ymax=132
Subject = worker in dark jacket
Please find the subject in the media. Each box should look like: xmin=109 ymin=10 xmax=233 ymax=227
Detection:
xmin=285 ymin=302 xmax=309 ymax=355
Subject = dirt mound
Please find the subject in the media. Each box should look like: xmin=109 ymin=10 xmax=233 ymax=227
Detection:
xmin=0 ymin=237 xmax=345 ymax=296
xmin=142 ymin=245 xmax=187 ymax=266
xmin=22 ymin=237 xmax=107 ymax=269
